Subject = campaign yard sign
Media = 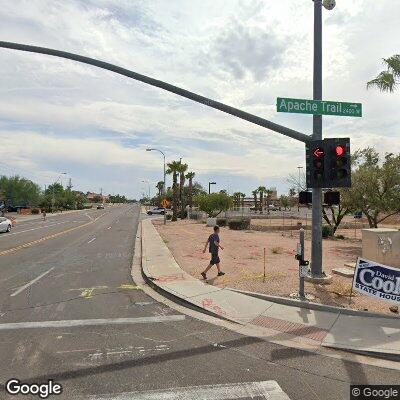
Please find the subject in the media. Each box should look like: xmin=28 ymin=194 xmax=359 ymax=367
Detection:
xmin=353 ymin=258 xmax=400 ymax=305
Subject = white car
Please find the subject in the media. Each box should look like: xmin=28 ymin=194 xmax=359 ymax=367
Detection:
xmin=147 ymin=207 xmax=165 ymax=215
xmin=0 ymin=217 xmax=12 ymax=233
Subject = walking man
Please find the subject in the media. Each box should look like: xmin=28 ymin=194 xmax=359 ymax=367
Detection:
xmin=42 ymin=209 xmax=46 ymax=221
xmin=201 ymin=225 xmax=225 ymax=279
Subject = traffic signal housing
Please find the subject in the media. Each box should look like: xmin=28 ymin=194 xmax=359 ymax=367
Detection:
xmin=305 ymin=139 xmax=325 ymax=188
xmin=325 ymin=138 xmax=351 ymax=188
xmin=306 ymin=138 xmax=351 ymax=188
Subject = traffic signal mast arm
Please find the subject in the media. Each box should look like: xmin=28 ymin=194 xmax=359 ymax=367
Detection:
xmin=0 ymin=41 xmax=311 ymax=143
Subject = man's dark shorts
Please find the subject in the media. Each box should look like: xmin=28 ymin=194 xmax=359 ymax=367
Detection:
xmin=210 ymin=253 xmax=220 ymax=265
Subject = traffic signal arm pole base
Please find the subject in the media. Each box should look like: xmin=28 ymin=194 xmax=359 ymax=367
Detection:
xmin=304 ymin=273 xmax=332 ymax=285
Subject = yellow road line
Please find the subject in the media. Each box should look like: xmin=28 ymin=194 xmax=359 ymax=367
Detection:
xmin=0 ymin=213 xmax=106 ymax=257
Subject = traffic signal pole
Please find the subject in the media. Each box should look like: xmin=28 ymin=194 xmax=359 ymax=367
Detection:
xmin=309 ymin=0 xmax=333 ymax=283
xmin=311 ymin=0 xmax=324 ymax=278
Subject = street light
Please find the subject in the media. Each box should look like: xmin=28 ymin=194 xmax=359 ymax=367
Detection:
xmin=208 ymin=181 xmax=216 ymax=194
xmin=52 ymin=172 xmax=67 ymax=213
xmin=146 ymin=148 xmax=166 ymax=225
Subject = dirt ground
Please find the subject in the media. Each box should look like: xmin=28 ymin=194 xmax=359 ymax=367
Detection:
xmin=153 ymin=219 xmax=398 ymax=315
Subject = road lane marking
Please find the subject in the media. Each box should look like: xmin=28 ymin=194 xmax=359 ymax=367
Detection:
xmin=0 ymin=212 xmax=106 ymax=257
xmin=69 ymin=286 xmax=108 ymax=299
xmin=0 ymin=316 xmax=186 ymax=330
xmin=85 ymin=213 xmax=94 ymax=221
xmin=85 ymin=381 xmax=290 ymax=399
xmin=118 ymin=284 xmax=140 ymax=290
xmin=1 ymin=220 xmax=81 ymax=237
xmin=87 ymin=237 xmax=96 ymax=244
xmin=10 ymin=267 xmax=55 ymax=297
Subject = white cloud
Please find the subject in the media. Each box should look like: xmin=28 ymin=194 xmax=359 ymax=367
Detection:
xmin=0 ymin=0 xmax=399 ymax=198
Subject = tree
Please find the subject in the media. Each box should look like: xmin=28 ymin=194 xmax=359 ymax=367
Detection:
xmin=166 ymin=160 xmax=181 ymax=221
xmin=0 ymin=175 xmax=41 ymax=207
xmin=177 ymin=162 xmax=188 ymax=215
xmin=265 ymin=189 xmax=273 ymax=214
xmin=252 ymin=189 xmax=258 ymax=211
xmin=232 ymin=192 xmax=242 ymax=208
xmin=346 ymin=148 xmax=400 ymax=228
xmin=240 ymin=192 xmax=245 ymax=207
xmin=257 ymin=186 xmax=267 ymax=214
xmin=156 ymin=181 xmax=164 ymax=200
xmin=185 ymin=171 xmax=195 ymax=208
xmin=367 ymin=55 xmax=400 ymax=92
xmin=194 ymin=193 xmax=232 ymax=217
xmin=322 ymin=190 xmax=352 ymax=235
xmin=279 ymin=195 xmax=290 ymax=210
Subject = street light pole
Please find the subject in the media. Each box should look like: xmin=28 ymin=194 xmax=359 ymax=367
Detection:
xmin=311 ymin=0 xmax=324 ymax=279
xmin=146 ymin=148 xmax=166 ymax=225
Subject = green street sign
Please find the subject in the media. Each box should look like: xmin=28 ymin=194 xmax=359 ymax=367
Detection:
xmin=277 ymin=97 xmax=362 ymax=117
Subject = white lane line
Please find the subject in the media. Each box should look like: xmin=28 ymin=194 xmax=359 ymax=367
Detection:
xmin=10 ymin=267 xmax=55 ymax=297
xmin=0 ymin=315 xmax=185 ymax=330
xmin=86 ymin=381 xmax=290 ymax=399
xmin=87 ymin=237 xmax=96 ymax=244
xmin=85 ymin=213 xmax=94 ymax=221
xmin=2 ymin=221 xmax=77 ymax=237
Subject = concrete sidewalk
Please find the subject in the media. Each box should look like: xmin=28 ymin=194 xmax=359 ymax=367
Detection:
xmin=141 ymin=219 xmax=400 ymax=358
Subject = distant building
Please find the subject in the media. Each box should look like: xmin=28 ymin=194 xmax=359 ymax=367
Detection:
xmin=86 ymin=192 xmax=109 ymax=203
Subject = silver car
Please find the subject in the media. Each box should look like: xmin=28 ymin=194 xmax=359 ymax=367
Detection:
xmin=0 ymin=217 xmax=12 ymax=233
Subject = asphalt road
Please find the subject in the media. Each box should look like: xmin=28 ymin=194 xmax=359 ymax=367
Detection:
xmin=0 ymin=204 xmax=398 ymax=400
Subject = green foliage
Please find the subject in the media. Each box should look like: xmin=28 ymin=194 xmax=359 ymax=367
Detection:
xmin=346 ymin=148 xmax=400 ymax=227
xmin=367 ymin=54 xmax=400 ymax=92
xmin=0 ymin=175 xmax=41 ymax=207
xmin=228 ymin=218 xmax=250 ymax=230
xmin=31 ymin=208 xmax=40 ymax=214
xmin=194 ymin=193 xmax=232 ymax=217
xmin=322 ymin=225 xmax=334 ymax=238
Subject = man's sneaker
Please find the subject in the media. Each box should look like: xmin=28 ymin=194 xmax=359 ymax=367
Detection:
xmin=217 ymin=271 xmax=225 ymax=276
xmin=201 ymin=272 xmax=207 ymax=280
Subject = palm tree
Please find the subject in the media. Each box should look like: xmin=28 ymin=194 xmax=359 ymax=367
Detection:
xmin=166 ymin=161 xmax=181 ymax=221
xmin=367 ymin=55 xmax=400 ymax=92
xmin=240 ymin=193 xmax=245 ymax=208
xmin=177 ymin=162 xmax=188 ymax=216
xmin=156 ymin=181 xmax=164 ymax=199
xmin=257 ymin=186 xmax=267 ymax=214
xmin=185 ymin=171 xmax=195 ymax=209
xmin=232 ymin=192 xmax=241 ymax=209
xmin=266 ymin=189 xmax=273 ymax=215
xmin=252 ymin=189 xmax=258 ymax=211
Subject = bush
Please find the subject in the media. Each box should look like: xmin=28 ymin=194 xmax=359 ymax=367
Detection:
xmin=31 ymin=208 xmax=40 ymax=214
xmin=228 ymin=218 xmax=250 ymax=230
xmin=216 ymin=217 xmax=227 ymax=227
xmin=179 ymin=210 xmax=188 ymax=219
xmin=84 ymin=205 xmax=93 ymax=209
xmin=166 ymin=214 xmax=172 ymax=220
xmin=322 ymin=225 xmax=333 ymax=238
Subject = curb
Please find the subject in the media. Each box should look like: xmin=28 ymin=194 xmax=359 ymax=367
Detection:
xmin=231 ymin=289 xmax=400 ymax=320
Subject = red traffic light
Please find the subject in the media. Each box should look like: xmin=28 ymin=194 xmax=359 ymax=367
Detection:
xmin=335 ymin=145 xmax=345 ymax=156
xmin=313 ymin=148 xmax=324 ymax=158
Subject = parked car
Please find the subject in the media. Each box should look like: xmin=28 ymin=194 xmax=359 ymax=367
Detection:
xmin=0 ymin=217 xmax=12 ymax=233
xmin=147 ymin=207 xmax=165 ymax=215
xmin=97 ymin=204 xmax=105 ymax=209
xmin=267 ymin=204 xmax=279 ymax=211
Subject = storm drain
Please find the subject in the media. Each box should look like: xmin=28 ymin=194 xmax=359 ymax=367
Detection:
xmin=250 ymin=315 xmax=329 ymax=341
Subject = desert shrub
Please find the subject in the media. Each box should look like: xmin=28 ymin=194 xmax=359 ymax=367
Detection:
xmin=271 ymin=246 xmax=283 ymax=254
xmin=31 ymin=208 xmax=40 ymax=214
xmin=166 ymin=214 xmax=172 ymax=220
xmin=216 ymin=217 xmax=227 ymax=227
xmin=322 ymin=225 xmax=334 ymax=238
xmin=179 ymin=210 xmax=188 ymax=219
xmin=228 ymin=218 xmax=250 ymax=230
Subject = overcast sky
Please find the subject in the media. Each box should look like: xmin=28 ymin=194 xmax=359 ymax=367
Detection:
xmin=0 ymin=0 xmax=399 ymax=199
